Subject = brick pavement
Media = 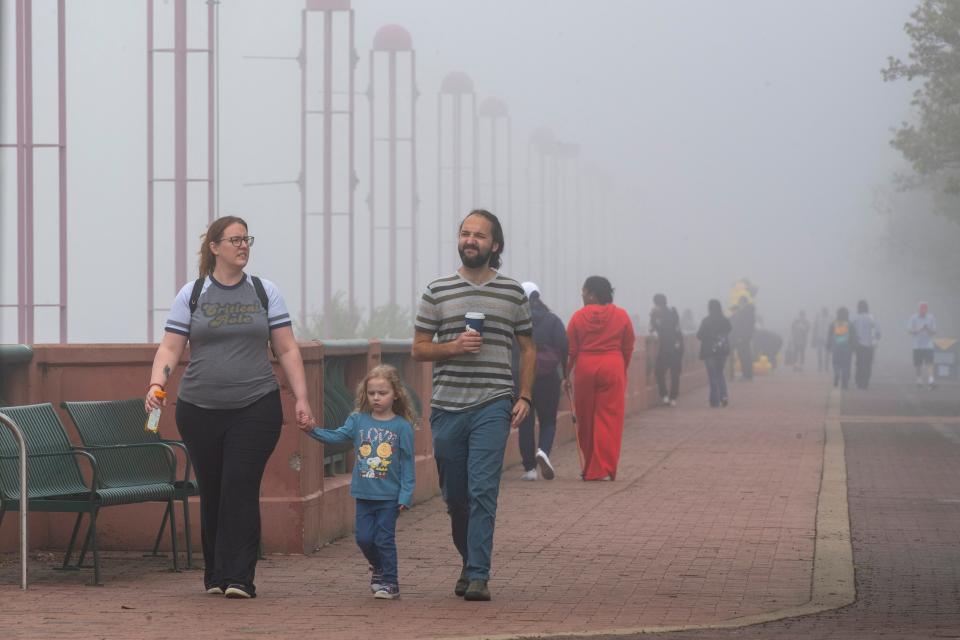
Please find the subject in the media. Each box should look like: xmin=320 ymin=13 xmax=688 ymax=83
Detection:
xmin=2 ymin=372 xmax=839 ymax=639
xmin=561 ymin=369 xmax=960 ymax=640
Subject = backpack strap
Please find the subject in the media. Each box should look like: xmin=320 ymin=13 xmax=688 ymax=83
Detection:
xmin=188 ymin=277 xmax=205 ymax=315
xmin=251 ymin=276 xmax=269 ymax=314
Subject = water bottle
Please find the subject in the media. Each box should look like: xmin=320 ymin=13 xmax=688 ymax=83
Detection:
xmin=145 ymin=388 xmax=167 ymax=433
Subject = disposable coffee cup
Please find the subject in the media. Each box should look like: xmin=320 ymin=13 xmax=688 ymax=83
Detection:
xmin=465 ymin=312 xmax=485 ymax=335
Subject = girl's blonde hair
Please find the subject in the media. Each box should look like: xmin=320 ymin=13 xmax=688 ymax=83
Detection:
xmin=198 ymin=215 xmax=248 ymax=279
xmin=354 ymin=364 xmax=418 ymax=426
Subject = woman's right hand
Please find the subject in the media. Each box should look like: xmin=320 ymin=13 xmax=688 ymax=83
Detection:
xmin=144 ymin=386 xmax=167 ymax=413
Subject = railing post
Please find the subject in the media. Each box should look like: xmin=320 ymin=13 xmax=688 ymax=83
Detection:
xmin=0 ymin=411 xmax=28 ymax=589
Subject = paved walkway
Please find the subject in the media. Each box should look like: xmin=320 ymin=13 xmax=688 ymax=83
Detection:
xmin=3 ymin=366 xmax=958 ymax=639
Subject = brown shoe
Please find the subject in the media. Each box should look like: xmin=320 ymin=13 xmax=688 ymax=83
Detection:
xmin=454 ymin=566 xmax=469 ymax=597
xmin=463 ymin=579 xmax=490 ymax=601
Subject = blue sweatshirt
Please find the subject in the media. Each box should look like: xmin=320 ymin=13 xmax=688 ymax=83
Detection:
xmin=308 ymin=413 xmax=416 ymax=508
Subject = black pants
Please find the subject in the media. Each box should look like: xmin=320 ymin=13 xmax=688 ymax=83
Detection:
xmin=655 ymin=348 xmax=682 ymax=400
xmin=518 ymin=375 xmax=561 ymax=471
xmin=854 ymin=345 xmax=875 ymax=390
xmin=176 ymin=390 xmax=282 ymax=594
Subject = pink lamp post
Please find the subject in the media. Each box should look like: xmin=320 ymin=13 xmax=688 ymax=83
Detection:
xmin=0 ymin=0 xmax=68 ymax=344
xmin=367 ymin=24 xmax=419 ymax=311
xmin=477 ymin=97 xmax=511 ymax=240
xmin=244 ymin=0 xmax=358 ymax=336
xmin=436 ymin=71 xmax=477 ymax=273
xmin=146 ymin=0 xmax=217 ymax=340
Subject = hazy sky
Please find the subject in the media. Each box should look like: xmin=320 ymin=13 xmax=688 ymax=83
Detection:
xmin=0 ymin=0 xmax=928 ymax=344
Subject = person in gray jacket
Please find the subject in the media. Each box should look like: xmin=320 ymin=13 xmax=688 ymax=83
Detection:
xmin=851 ymin=300 xmax=881 ymax=390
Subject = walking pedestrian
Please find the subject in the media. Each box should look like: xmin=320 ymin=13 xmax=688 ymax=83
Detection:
xmin=789 ymin=311 xmax=810 ymax=371
xmin=851 ymin=300 xmax=881 ymax=390
xmin=145 ymin=215 xmax=314 ymax=599
xmin=565 ymin=276 xmax=636 ymax=481
xmin=827 ymin=307 xmax=856 ymax=389
xmin=302 ymin=365 xmax=416 ymax=600
xmin=907 ymin=302 xmax=937 ymax=389
xmin=649 ymin=294 xmax=684 ymax=406
xmin=812 ymin=307 xmax=831 ymax=373
xmin=696 ymin=299 xmax=732 ymax=408
xmin=730 ymin=296 xmax=756 ymax=380
xmin=513 ymin=282 xmax=568 ymax=481
xmin=412 ymin=209 xmax=535 ymax=602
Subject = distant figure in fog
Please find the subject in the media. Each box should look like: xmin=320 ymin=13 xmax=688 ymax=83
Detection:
xmin=512 ymin=282 xmax=568 ymax=482
xmin=789 ymin=311 xmax=810 ymax=371
xmin=812 ymin=307 xmax=831 ymax=373
xmin=907 ymin=302 xmax=937 ymax=389
xmin=649 ymin=294 xmax=684 ymax=406
xmin=827 ymin=307 xmax=856 ymax=389
xmin=730 ymin=296 xmax=756 ymax=380
xmin=754 ymin=328 xmax=783 ymax=370
xmin=565 ymin=276 xmax=635 ymax=481
xmin=697 ymin=299 xmax=732 ymax=408
xmin=680 ymin=308 xmax=696 ymax=334
xmin=851 ymin=300 xmax=881 ymax=390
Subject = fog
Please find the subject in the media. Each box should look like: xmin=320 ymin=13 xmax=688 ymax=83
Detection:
xmin=2 ymin=0 xmax=956 ymax=354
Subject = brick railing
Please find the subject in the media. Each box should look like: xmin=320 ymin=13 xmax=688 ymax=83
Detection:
xmin=0 ymin=336 xmax=704 ymax=554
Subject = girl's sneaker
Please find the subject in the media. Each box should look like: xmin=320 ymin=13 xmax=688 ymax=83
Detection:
xmin=374 ymin=584 xmax=400 ymax=599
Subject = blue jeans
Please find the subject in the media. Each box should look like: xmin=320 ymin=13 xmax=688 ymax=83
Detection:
xmin=430 ymin=397 xmax=512 ymax=581
xmin=704 ymin=354 xmax=728 ymax=407
xmin=355 ymin=499 xmax=399 ymax=587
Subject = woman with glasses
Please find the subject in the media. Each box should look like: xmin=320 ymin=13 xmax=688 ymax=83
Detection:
xmin=145 ymin=215 xmax=314 ymax=599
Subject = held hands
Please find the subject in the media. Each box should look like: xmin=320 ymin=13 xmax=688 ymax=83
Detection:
xmin=562 ymin=378 xmax=572 ymax=395
xmin=455 ymin=328 xmax=483 ymax=354
xmin=295 ymin=399 xmax=315 ymax=431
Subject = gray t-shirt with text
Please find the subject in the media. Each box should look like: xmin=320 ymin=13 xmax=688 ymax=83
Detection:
xmin=165 ymin=274 xmax=292 ymax=409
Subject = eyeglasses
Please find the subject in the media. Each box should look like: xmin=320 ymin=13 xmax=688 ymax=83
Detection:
xmin=218 ymin=235 xmax=255 ymax=248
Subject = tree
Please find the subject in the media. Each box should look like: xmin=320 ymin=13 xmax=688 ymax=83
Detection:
xmin=883 ymin=0 xmax=960 ymax=223
xmin=360 ymin=304 xmax=413 ymax=339
xmin=297 ymin=291 xmax=362 ymax=340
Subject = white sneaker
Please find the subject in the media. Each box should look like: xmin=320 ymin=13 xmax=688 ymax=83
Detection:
xmin=661 ymin=396 xmax=670 ymax=405
xmin=520 ymin=469 xmax=538 ymax=481
xmin=669 ymin=399 xmax=677 ymax=407
xmin=535 ymin=449 xmax=555 ymax=480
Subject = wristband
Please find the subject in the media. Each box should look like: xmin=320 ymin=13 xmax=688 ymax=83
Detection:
xmin=148 ymin=382 xmax=165 ymax=392
xmin=519 ymin=396 xmax=532 ymax=407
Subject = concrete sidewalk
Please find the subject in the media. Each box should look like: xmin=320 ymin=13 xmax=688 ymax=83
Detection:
xmin=1 ymin=374 xmax=838 ymax=639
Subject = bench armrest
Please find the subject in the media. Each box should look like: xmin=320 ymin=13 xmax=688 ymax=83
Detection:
xmin=74 ymin=442 xmax=178 ymax=483
xmin=159 ymin=439 xmax=193 ymax=484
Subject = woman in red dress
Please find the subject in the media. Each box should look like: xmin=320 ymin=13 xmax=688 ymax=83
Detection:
xmin=564 ymin=276 xmax=635 ymax=481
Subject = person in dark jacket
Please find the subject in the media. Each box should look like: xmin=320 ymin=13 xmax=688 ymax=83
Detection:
xmin=697 ymin=299 xmax=733 ymax=408
xmin=826 ymin=307 xmax=857 ymax=389
xmin=512 ymin=282 xmax=569 ymax=481
xmin=649 ymin=294 xmax=684 ymax=406
xmin=730 ymin=296 xmax=756 ymax=380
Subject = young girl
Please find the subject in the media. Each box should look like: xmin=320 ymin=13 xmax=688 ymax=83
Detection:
xmin=302 ymin=364 xmax=416 ymax=599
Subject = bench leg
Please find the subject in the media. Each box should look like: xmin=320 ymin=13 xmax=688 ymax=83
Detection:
xmin=62 ymin=513 xmax=84 ymax=568
xmin=89 ymin=508 xmax=102 ymax=586
xmin=167 ymin=498 xmax=180 ymax=572
xmin=181 ymin=495 xmax=194 ymax=569
xmin=148 ymin=504 xmax=171 ymax=558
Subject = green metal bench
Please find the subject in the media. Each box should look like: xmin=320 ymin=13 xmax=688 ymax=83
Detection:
xmin=62 ymin=398 xmax=196 ymax=569
xmin=0 ymin=403 xmax=180 ymax=585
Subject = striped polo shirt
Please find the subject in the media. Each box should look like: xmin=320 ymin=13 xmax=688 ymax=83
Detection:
xmin=415 ymin=271 xmax=533 ymax=412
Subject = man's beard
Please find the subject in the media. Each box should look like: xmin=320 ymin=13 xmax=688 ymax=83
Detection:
xmin=459 ymin=244 xmax=492 ymax=269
